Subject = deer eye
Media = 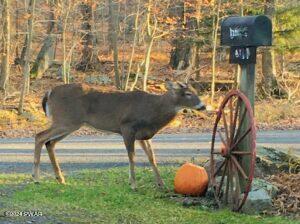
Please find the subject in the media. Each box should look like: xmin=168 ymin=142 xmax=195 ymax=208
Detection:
xmin=185 ymin=92 xmax=192 ymax=98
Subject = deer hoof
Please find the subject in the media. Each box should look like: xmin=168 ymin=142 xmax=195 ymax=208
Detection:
xmin=32 ymin=174 xmax=40 ymax=184
xmin=56 ymin=176 xmax=66 ymax=185
xmin=156 ymin=180 xmax=165 ymax=188
xmin=130 ymin=183 xmax=137 ymax=191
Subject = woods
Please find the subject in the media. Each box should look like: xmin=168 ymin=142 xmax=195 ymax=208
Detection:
xmin=0 ymin=0 xmax=10 ymax=92
xmin=0 ymin=2 xmax=299 ymax=222
xmin=0 ymin=0 xmax=298 ymax=112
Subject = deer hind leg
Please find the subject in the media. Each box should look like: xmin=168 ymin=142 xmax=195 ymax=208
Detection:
xmin=45 ymin=134 xmax=68 ymax=184
xmin=138 ymin=140 xmax=164 ymax=188
xmin=33 ymin=126 xmax=76 ymax=183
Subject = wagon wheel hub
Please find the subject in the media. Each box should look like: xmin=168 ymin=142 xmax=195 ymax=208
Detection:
xmin=220 ymin=144 xmax=228 ymax=157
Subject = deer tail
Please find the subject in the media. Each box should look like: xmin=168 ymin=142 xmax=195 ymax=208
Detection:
xmin=42 ymin=90 xmax=51 ymax=117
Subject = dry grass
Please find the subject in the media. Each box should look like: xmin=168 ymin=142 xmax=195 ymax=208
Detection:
xmin=0 ymin=99 xmax=48 ymax=131
xmin=255 ymin=99 xmax=300 ymax=125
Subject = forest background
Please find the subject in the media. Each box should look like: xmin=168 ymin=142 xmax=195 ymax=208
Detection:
xmin=0 ymin=0 xmax=299 ymax=137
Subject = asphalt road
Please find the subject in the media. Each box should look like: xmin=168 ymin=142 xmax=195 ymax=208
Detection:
xmin=0 ymin=130 xmax=299 ymax=174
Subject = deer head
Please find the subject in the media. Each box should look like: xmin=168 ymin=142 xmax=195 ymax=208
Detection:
xmin=165 ymin=81 xmax=206 ymax=111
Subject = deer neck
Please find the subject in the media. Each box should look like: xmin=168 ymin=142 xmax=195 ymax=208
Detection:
xmin=161 ymin=92 xmax=182 ymax=113
xmin=159 ymin=92 xmax=181 ymax=116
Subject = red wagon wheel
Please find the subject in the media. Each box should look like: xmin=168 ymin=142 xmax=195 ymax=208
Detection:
xmin=210 ymin=90 xmax=256 ymax=211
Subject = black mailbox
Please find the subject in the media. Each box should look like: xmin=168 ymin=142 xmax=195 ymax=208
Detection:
xmin=221 ymin=15 xmax=272 ymax=47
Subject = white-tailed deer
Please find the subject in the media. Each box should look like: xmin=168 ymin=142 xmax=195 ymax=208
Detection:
xmin=33 ymin=81 xmax=206 ymax=189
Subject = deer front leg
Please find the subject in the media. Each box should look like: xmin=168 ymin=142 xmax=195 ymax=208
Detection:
xmin=127 ymin=149 xmax=136 ymax=190
xmin=138 ymin=140 xmax=164 ymax=188
xmin=121 ymin=126 xmax=137 ymax=190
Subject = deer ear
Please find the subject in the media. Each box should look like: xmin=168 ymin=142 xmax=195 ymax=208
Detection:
xmin=165 ymin=81 xmax=181 ymax=90
xmin=177 ymin=81 xmax=187 ymax=88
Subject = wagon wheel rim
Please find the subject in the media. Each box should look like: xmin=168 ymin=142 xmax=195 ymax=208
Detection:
xmin=210 ymin=90 xmax=256 ymax=212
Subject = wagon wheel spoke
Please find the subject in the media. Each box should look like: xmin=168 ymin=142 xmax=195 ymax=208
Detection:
xmin=227 ymin=160 xmax=234 ymax=205
xmin=232 ymin=163 xmax=241 ymax=209
xmin=217 ymin=130 xmax=228 ymax=148
xmin=225 ymin=159 xmax=231 ymax=204
xmin=230 ymin=127 xmax=252 ymax=152
xmin=214 ymin=159 xmax=226 ymax=177
xmin=212 ymin=151 xmax=222 ymax=155
xmin=233 ymin=106 xmax=247 ymax=143
xmin=230 ymin=161 xmax=235 ymax=206
xmin=229 ymin=98 xmax=234 ymax=144
xmin=222 ymin=112 xmax=230 ymax=143
xmin=230 ymin=98 xmax=240 ymax=145
xmin=217 ymin=159 xmax=229 ymax=197
xmin=231 ymin=155 xmax=248 ymax=180
xmin=231 ymin=151 xmax=251 ymax=155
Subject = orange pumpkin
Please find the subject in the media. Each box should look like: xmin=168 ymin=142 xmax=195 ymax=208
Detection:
xmin=174 ymin=162 xmax=208 ymax=196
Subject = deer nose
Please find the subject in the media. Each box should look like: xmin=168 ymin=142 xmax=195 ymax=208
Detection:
xmin=195 ymin=102 xmax=206 ymax=111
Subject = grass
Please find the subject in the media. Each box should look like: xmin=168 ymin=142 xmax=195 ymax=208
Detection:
xmin=255 ymin=99 xmax=300 ymax=124
xmin=0 ymin=167 xmax=299 ymax=224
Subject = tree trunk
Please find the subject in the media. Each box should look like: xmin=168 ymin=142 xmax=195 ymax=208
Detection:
xmin=124 ymin=0 xmax=141 ymax=91
xmin=261 ymin=0 xmax=278 ymax=96
xmin=61 ymin=0 xmax=70 ymax=83
xmin=0 ymin=0 xmax=11 ymax=92
xmin=210 ymin=0 xmax=221 ymax=104
xmin=19 ymin=0 xmax=30 ymax=66
xmin=169 ymin=39 xmax=198 ymax=71
xmin=169 ymin=1 xmax=200 ymax=73
xmin=76 ymin=2 xmax=99 ymax=71
xmin=143 ymin=37 xmax=154 ymax=91
xmin=14 ymin=1 xmax=20 ymax=65
xmin=234 ymin=0 xmax=243 ymax=89
xmin=108 ymin=0 xmax=121 ymax=89
xmin=18 ymin=0 xmax=36 ymax=114
xmin=30 ymin=0 xmax=56 ymax=79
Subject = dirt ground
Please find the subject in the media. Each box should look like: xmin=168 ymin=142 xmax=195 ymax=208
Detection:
xmin=268 ymin=173 xmax=300 ymax=219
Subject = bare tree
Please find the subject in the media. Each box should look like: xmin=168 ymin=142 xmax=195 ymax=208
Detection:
xmin=76 ymin=1 xmax=100 ymax=71
xmin=169 ymin=1 xmax=202 ymax=74
xmin=31 ymin=0 xmax=56 ymax=79
xmin=18 ymin=0 xmax=36 ymax=114
xmin=233 ymin=0 xmax=243 ymax=89
xmin=109 ymin=0 xmax=121 ymax=89
xmin=141 ymin=0 xmax=168 ymax=91
xmin=210 ymin=0 xmax=222 ymax=104
xmin=61 ymin=0 xmax=72 ymax=84
xmin=261 ymin=0 xmax=278 ymax=96
xmin=124 ymin=0 xmax=141 ymax=91
xmin=0 ymin=0 xmax=11 ymax=93
xmin=142 ymin=0 xmax=155 ymax=91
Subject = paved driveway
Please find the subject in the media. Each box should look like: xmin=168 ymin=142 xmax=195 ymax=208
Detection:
xmin=0 ymin=130 xmax=299 ymax=174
